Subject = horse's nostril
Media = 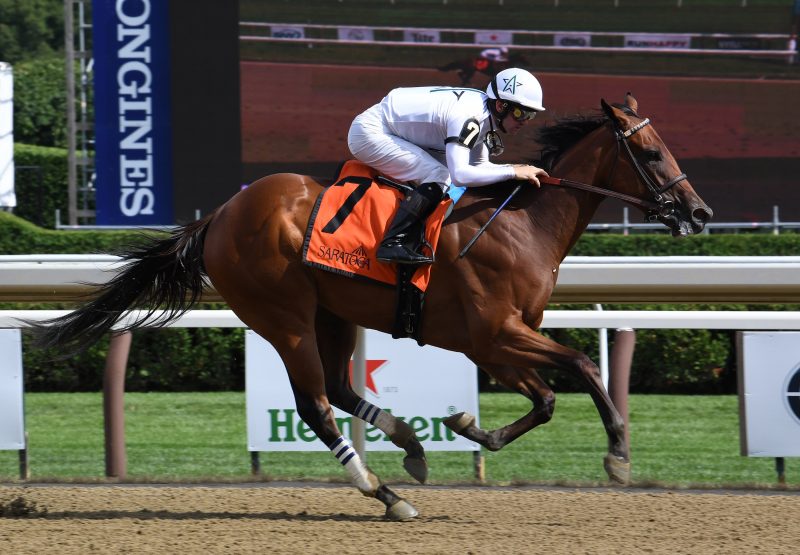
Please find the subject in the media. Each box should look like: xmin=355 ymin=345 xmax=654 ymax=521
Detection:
xmin=693 ymin=206 xmax=713 ymax=224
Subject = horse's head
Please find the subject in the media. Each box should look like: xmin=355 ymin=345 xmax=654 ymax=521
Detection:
xmin=600 ymin=94 xmax=713 ymax=236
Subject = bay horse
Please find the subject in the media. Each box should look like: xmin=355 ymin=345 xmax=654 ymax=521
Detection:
xmin=30 ymin=94 xmax=711 ymax=520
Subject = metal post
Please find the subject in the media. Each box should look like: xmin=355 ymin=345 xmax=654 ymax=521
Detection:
xmin=473 ymin=451 xmax=485 ymax=482
xmin=63 ymin=0 xmax=78 ymax=225
xmin=18 ymin=432 xmax=29 ymax=480
xmin=622 ymin=206 xmax=630 ymax=236
xmin=609 ymin=328 xmax=635 ymax=449
xmin=250 ymin=451 xmax=261 ymax=475
xmin=103 ymin=330 xmax=131 ymax=479
xmin=773 ymin=205 xmax=780 ymax=236
xmin=352 ymin=327 xmax=367 ymax=462
xmin=595 ymin=304 xmax=609 ymax=390
xmin=776 ymin=457 xmax=786 ymax=484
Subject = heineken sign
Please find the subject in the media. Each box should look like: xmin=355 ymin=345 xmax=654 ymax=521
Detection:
xmin=245 ymin=330 xmax=480 ymax=452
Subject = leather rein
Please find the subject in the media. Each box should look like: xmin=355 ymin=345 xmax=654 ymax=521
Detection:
xmin=542 ymin=117 xmax=687 ymax=221
xmin=458 ymin=116 xmax=688 ymax=258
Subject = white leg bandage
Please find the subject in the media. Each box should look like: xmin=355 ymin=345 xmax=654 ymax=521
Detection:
xmin=356 ymin=400 xmax=405 ymax=441
xmin=329 ymin=436 xmax=373 ymax=492
xmin=354 ymin=399 xmax=382 ymax=425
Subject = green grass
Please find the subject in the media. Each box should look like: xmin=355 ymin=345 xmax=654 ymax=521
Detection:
xmin=0 ymin=392 xmax=794 ymax=488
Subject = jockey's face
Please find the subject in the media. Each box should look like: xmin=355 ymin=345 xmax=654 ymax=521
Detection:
xmin=496 ymin=101 xmax=537 ymax=134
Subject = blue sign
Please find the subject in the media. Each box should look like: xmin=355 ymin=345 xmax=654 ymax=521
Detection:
xmin=93 ymin=0 xmax=173 ymax=224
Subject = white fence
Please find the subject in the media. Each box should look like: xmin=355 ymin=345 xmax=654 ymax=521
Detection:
xmin=240 ymin=21 xmax=797 ymax=61
xmin=3 ymin=254 xmax=798 ymax=477
xmin=3 ymin=255 xmax=800 ymax=304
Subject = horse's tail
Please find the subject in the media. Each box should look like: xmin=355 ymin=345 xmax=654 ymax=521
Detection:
xmin=437 ymin=61 xmax=463 ymax=72
xmin=27 ymin=212 xmax=216 ymax=354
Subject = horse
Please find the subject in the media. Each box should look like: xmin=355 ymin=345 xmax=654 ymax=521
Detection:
xmin=29 ymin=94 xmax=712 ymax=520
xmin=438 ymin=52 xmax=530 ymax=86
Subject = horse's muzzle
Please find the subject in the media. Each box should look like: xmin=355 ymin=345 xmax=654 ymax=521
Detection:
xmin=660 ymin=201 xmax=713 ymax=236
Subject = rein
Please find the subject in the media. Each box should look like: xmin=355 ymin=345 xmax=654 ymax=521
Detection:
xmin=539 ymin=175 xmax=658 ymax=210
xmin=459 ymin=114 xmax=688 ymax=257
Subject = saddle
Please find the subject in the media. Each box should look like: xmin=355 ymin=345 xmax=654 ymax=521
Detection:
xmin=302 ymin=161 xmax=452 ymax=343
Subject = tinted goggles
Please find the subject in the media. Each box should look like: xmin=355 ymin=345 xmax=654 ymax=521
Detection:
xmin=509 ymin=104 xmax=539 ymax=122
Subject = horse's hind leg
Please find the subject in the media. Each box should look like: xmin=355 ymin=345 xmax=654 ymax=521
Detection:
xmin=315 ymin=307 xmax=428 ymax=484
xmin=258 ymin=325 xmax=417 ymax=521
xmin=445 ymin=362 xmax=555 ymax=452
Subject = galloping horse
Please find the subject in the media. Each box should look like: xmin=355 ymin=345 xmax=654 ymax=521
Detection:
xmin=438 ymin=52 xmax=530 ymax=86
xmin=30 ymin=94 xmax=711 ymax=520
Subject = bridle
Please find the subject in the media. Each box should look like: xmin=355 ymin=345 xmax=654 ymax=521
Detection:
xmin=542 ymin=115 xmax=687 ymax=222
xmin=459 ymin=113 xmax=689 ymax=258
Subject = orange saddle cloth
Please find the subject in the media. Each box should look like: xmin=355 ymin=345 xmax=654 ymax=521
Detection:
xmin=302 ymin=160 xmax=452 ymax=292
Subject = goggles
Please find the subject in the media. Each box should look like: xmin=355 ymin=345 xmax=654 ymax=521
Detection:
xmin=509 ymin=104 xmax=538 ymax=122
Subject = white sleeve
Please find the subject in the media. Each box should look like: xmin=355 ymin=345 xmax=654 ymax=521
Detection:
xmin=446 ymin=142 xmax=515 ymax=187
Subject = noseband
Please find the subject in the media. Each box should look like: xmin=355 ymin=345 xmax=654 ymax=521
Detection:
xmin=610 ymin=117 xmax=687 ymax=222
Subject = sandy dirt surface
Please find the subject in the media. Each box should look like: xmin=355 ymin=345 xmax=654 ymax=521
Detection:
xmin=1 ymin=484 xmax=798 ymax=554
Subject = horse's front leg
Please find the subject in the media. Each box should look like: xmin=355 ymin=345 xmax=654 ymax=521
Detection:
xmin=444 ymin=362 xmax=554 ymax=452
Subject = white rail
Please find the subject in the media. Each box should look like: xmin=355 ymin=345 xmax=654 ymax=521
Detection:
xmin=240 ymin=21 xmax=796 ymax=60
xmin=2 ymin=255 xmax=800 ymax=303
xmin=2 ymin=309 xmax=799 ymax=331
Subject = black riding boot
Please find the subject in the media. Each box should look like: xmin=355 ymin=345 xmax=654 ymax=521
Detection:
xmin=376 ymin=182 xmax=445 ymax=265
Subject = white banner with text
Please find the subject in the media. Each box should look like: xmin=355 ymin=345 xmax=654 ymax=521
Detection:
xmin=403 ymin=29 xmax=440 ymax=43
xmin=0 ymin=329 xmax=24 ymax=450
xmin=337 ymin=27 xmax=374 ymax=42
xmin=738 ymin=332 xmax=800 ymax=457
xmin=624 ymin=34 xmax=691 ymax=49
xmin=246 ymin=329 xmax=479 ymax=452
xmin=474 ymin=30 xmax=512 ymax=45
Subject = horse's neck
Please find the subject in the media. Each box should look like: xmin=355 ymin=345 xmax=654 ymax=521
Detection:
xmin=532 ymin=136 xmax=609 ymax=260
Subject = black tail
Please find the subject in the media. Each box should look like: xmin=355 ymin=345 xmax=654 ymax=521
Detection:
xmin=27 ymin=213 xmax=215 ymax=354
xmin=437 ymin=60 xmax=467 ymax=72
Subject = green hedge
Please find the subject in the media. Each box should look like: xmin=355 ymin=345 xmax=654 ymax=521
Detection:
xmin=1 ymin=212 xmax=798 ymax=393
xmin=12 ymin=143 xmax=69 ymax=229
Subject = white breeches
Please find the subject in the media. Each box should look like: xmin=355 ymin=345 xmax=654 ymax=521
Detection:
xmin=347 ymin=105 xmax=451 ymax=187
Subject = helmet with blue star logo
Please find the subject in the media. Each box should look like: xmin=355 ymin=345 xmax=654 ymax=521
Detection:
xmin=486 ymin=68 xmax=545 ymax=112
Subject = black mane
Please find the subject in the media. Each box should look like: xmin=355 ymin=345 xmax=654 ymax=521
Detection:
xmin=534 ymin=111 xmax=608 ymax=171
xmin=534 ymin=103 xmax=639 ymax=170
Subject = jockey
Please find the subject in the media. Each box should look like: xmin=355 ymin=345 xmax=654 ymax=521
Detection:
xmin=479 ymin=46 xmax=509 ymax=63
xmin=347 ymin=67 xmax=549 ymax=265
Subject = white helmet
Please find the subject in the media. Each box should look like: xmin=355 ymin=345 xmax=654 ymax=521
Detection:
xmin=486 ymin=68 xmax=545 ymax=112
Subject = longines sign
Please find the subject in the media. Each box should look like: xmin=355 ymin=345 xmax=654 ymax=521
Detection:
xmin=92 ymin=0 xmax=173 ymax=224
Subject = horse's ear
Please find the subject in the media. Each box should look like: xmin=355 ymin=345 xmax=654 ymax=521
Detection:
xmin=600 ymin=98 xmax=616 ymax=120
xmin=625 ymin=92 xmax=638 ymax=113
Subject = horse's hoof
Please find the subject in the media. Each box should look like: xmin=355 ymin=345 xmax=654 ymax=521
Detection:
xmin=385 ymin=499 xmax=419 ymax=521
xmin=603 ymin=454 xmax=631 ymax=485
xmin=443 ymin=412 xmax=475 ymax=434
xmin=403 ymin=455 xmax=428 ymax=484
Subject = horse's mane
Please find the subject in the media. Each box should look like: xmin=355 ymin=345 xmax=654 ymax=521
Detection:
xmin=534 ymin=104 xmax=636 ymax=171
xmin=534 ymin=112 xmax=607 ymax=171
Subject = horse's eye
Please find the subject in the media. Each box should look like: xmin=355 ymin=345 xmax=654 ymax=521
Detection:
xmin=643 ymin=149 xmax=662 ymax=163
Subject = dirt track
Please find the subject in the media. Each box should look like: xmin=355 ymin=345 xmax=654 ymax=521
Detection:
xmin=1 ymin=484 xmax=798 ymax=554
